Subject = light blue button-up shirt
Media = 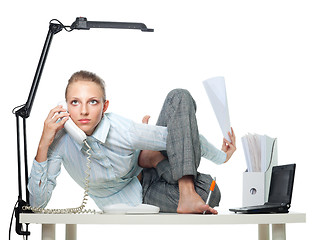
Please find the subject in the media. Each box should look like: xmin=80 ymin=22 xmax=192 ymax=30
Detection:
xmin=28 ymin=112 xmax=226 ymax=210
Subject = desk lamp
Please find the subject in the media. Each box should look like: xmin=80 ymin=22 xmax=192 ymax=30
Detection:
xmin=11 ymin=17 xmax=153 ymax=237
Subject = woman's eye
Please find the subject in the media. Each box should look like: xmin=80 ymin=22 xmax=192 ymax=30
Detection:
xmin=71 ymin=100 xmax=79 ymax=105
xmin=89 ymin=100 xmax=98 ymax=105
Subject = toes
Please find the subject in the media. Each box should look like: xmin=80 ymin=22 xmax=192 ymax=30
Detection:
xmin=204 ymin=206 xmax=218 ymax=214
xmin=142 ymin=115 xmax=150 ymax=124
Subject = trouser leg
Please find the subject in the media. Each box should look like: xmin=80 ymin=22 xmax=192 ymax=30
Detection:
xmin=141 ymin=88 xmax=221 ymax=212
xmin=156 ymin=88 xmax=201 ymax=181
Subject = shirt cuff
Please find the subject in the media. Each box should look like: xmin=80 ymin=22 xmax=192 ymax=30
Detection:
xmin=220 ymin=150 xmax=227 ymax=164
xmin=200 ymin=134 xmax=227 ymax=165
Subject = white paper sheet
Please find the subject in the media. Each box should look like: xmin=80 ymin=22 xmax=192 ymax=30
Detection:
xmin=241 ymin=136 xmax=253 ymax=172
xmin=241 ymin=133 xmax=276 ymax=172
xmin=203 ymin=77 xmax=232 ymax=142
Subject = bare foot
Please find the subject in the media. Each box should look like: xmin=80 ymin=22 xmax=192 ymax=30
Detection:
xmin=138 ymin=115 xmax=165 ymax=168
xmin=177 ymin=191 xmax=218 ymax=214
xmin=177 ymin=176 xmax=218 ymax=214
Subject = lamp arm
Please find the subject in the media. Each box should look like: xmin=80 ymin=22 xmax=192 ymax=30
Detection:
xmin=13 ymin=22 xmax=63 ymax=237
xmin=16 ymin=23 xmax=63 ymax=118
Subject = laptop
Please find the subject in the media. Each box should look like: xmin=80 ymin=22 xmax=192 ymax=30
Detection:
xmin=229 ymin=164 xmax=296 ymax=214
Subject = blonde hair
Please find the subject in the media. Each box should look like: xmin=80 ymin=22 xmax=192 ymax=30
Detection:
xmin=65 ymin=70 xmax=106 ymax=101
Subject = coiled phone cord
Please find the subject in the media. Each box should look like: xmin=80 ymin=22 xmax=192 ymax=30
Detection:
xmin=23 ymin=140 xmax=96 ymax=214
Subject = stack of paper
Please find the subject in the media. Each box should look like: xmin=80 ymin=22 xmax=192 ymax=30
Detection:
xmin=241 ymin=134 xmax=277 ymax=172
xmin=203 ymin=77 xmax=232 ymax=142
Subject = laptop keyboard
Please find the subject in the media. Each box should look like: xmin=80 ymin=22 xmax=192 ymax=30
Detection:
xmin=242 ymin=203 xmax=281 ymax=210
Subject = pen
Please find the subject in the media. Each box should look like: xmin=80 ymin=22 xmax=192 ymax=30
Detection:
xmin=203 ymin=177 xmax=216 ymax=214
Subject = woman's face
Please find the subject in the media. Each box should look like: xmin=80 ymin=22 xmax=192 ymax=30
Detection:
xmin=66 ymin=80 xmax=109 ymax=136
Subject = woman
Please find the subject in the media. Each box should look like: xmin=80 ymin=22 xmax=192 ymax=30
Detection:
xmin=28 ymin=70 xmax=236 ymax=214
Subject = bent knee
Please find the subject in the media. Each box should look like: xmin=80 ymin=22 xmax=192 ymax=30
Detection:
xmin=166 ymin=88 xmax=196 ymax=110
xmin=167 ymin=88 xmax=191 ymax=100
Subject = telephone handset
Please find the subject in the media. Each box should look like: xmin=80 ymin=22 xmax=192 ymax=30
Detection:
xmin=58 ymin=101 xmax=87 ymax=145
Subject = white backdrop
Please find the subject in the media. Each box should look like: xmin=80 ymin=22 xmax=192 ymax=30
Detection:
xmin=2 ymin=0 xmax=324 ymax=239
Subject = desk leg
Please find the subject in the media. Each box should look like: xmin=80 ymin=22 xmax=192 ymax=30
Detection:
xmin=66 ymin=224 xmax=77 ymax=240
xmin=258 ymin=224 xmax=270 ymax=240
xmin=42 ymin=224 xmax=55 ymax=240
xmin=272 ymin=224 xmax=286 ymax=240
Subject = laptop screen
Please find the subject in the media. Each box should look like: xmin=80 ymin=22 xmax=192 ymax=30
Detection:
xmin=268 ymin=164 xmax=296 ymax=204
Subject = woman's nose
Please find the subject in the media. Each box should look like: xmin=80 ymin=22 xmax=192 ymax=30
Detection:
xmin=81 ymin=103 xmax=89 ymax=115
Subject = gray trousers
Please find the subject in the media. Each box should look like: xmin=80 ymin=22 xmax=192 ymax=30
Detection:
xmin=141 ymin=89 xmax=221 ymax=212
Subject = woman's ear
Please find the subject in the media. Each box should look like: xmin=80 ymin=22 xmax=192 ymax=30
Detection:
xmin=103 ymin=100 xmax=109 ymax=113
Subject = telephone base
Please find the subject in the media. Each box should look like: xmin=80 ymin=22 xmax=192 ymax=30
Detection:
xmin=103 ymin=203 xmax=160 ymax=214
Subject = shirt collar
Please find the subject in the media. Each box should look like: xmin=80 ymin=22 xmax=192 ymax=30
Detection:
xmin=91 ymin=113 xmax=111 ymax=144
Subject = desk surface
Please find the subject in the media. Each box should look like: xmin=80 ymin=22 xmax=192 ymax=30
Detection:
xmin=20 ymin=212 xmax=306 ymax=225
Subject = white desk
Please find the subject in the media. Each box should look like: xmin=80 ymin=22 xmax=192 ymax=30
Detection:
xmin=20 ymin=212 xmax=306 ymax=240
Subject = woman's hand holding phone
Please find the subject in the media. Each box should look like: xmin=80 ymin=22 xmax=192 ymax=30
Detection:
xmin=35 ymin=106 xmax=69 ymax=163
